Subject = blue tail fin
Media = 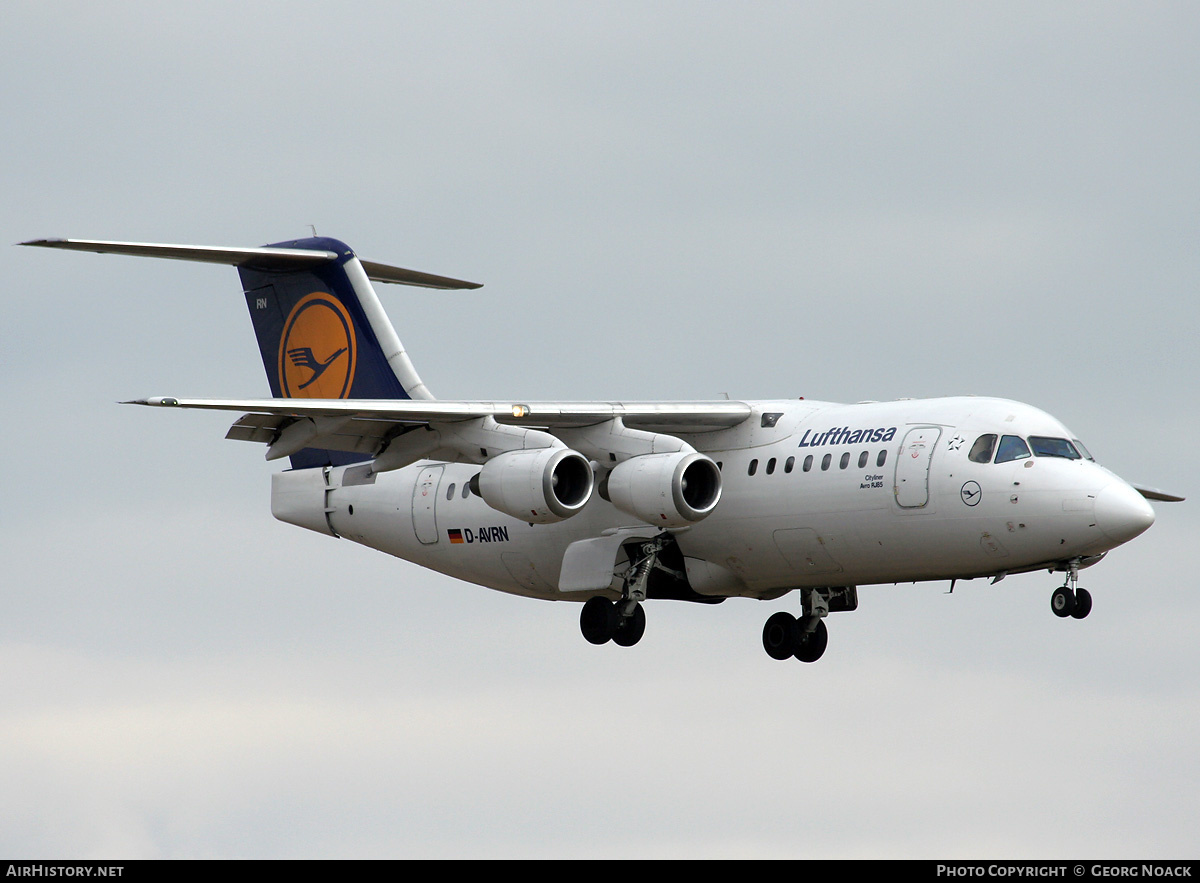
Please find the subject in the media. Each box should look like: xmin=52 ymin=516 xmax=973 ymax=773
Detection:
xmin=239 ymin=237 xmax=423 ymax=469
xmin=21 ymin=234 xmax=480 ymax=470
xmin=239 ymin=238 xmax=413 ymax=399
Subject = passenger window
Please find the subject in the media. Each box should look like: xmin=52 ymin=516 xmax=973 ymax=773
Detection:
xmin=785 ymin=456 xmax=795 ymax=474
xmin=446 ymin=482 xmax=456 ymax=500
xmin=748 ymin=459 xmax=758 ymax=476
xmin=766 ymin=457 xmax=776 ymax=475
xmin=821 ymin=454 xmax=832 ymax=471
xmin=839 ymin=452 xmax=850 ymax=469
xmin=803 ymin=455 xmax=813 ymax=473
xmin=1029 ymin=436 xmax=1081 ymax=460
xmin=876 ymin=450 xmax=887 ymax=467
xmin=462 ymin=483 xmax=470 ymax=499
xmin=858 ymin=451 xmax=868 ymax=469
xmin=968 ymin=434 xmax=997 ymax=464
xmin=995 ymin=435 xmax=1031 ymax=463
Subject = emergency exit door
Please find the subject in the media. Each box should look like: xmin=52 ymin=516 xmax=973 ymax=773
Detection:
xmin=894 ymin=427 xmax=941 ymax=508
xmin=412 ymin=465 xmax=444 ymax=544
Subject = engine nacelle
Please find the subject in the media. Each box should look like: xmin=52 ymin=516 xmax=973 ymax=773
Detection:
xmin=474 ymin=448 xmax=594 ymax=524
xmin=604 ymin=451 xmax=722 ymax=527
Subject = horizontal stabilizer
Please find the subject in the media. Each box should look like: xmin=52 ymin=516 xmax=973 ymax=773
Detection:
xmin=359 ymin=259 xmax=482 ymax=290
xmin=21 ymin=238 xmax=482 ymax=289
xmin=1131 ymin=484 xmax=1186 ymax=503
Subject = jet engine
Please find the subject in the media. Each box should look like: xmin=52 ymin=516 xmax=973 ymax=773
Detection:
xmin=603 ymin=451 xmax=722 ymax=527
xmin=472 ymin=447 xmax=594 ymax=524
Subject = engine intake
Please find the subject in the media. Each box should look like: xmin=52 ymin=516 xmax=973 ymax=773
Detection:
xmin=474 ymin=448 xmax=594 ymax=524
xmin=604 ymin=451 xmax=722 ymax=527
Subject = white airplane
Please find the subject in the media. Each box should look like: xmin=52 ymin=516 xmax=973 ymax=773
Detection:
xmin=24 ymin=235 xmax=1184 ymax=661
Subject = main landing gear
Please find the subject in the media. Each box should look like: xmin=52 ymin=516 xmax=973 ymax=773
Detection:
xmin=579 ymin=537 xmax=670 ymax=647
xmin=1051 ymin=559 xmax=1092 ymax=620
xmin=580 ymin=596 xmax=645 ymax=646
xmin=761 ymin=586 xmax=857 ymax=663
xmin=763 ymin=612 xmax=827 ymax=662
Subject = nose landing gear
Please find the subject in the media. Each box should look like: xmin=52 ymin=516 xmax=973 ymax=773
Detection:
xmin=1051 ymin=559 xmax=1092 ymax=619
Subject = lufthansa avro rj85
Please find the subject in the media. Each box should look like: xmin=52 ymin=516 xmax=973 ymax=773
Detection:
xmin=24 ymin=236 xmax=1183 ymax=662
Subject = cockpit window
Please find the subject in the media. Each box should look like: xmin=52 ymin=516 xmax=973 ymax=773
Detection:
xmin=968 ymin=434 xmax=997 ymax=464
xmin=1029 ymin=436 xmax=1081 ymax=460
xmin=1073 ymin=439 xmax=1094 ymax=461
xmin=994 ymin=435 xmax=1031 ymax=463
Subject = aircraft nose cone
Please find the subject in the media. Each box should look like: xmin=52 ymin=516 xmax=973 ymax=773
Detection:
xmin=1094 ymin=481 xmax=1156 ymax=544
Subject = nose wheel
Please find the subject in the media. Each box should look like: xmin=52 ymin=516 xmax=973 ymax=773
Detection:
xmin=1052 ymin=560 xmax=1092 ymax=619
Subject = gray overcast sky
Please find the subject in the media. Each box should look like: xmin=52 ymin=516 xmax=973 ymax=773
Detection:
xmin=2 ymin=1 xmax=1197 ymax=858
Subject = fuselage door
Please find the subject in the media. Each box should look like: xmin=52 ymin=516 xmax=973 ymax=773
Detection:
xmin=894 ymin=426 xmax=942 ymax=508
xmin=412 ymin=465 xmax=444 ymax=544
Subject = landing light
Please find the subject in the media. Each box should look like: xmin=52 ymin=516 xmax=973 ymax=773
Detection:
xmin=512 ymin=404 xmax=530 ymax=418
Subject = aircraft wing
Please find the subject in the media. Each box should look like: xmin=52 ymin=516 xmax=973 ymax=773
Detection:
xmin=129 ymin=396 xmax=751 ymax=429
xmin=127 ymin=397 xmax=754 ymax=461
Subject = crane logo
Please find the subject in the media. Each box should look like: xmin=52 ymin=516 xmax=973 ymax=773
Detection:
xmin=278 ymin=292 xmax=357 ymax=398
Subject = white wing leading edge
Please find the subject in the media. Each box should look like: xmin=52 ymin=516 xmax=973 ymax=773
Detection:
xmin=126 ymin=396 xmax=755 ymax=465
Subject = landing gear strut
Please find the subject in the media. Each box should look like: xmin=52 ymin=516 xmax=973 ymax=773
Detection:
xmin=1052 ymin=559 xmax=1092 ymax=620
xmin=579 ymin=537 xmax=669 ymax=647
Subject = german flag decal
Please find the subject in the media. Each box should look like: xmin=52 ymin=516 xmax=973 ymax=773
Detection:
xmin=448 ymin=529 xmax=464 ymax=544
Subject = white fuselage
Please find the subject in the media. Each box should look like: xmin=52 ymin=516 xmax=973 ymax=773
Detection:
xmin=274 ymin=395 xmax=1155 ymax=603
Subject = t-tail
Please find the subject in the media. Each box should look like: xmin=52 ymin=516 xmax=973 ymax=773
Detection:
xmin=21 ymin=235 xmax=481 ymax=468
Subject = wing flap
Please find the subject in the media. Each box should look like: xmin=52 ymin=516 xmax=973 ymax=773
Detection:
xmin=225 ymin=413 xmax=285 ymax=444
xmin=225 ymin=412 xmax=424 ymax=457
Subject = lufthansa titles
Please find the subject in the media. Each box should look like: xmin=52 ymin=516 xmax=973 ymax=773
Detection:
xmin=798 ymin=426 xmax=897 ymax=448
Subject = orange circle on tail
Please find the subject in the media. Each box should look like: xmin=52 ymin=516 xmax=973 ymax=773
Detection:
xmin=278 ymin=292 xmax=357 ymax=398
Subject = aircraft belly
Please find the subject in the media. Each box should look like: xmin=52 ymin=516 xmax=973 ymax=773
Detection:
xmin=314 ymin=437 xmax=1115 ymax=603
xmin=685 ymin=501 xmax=1077 ymax=589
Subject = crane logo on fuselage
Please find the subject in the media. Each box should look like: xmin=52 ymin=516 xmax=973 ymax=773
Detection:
xmin=797 ymin=426 xmax=897 ymax=447
xmin=278 ymin=292 xmax=357 ymax=398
